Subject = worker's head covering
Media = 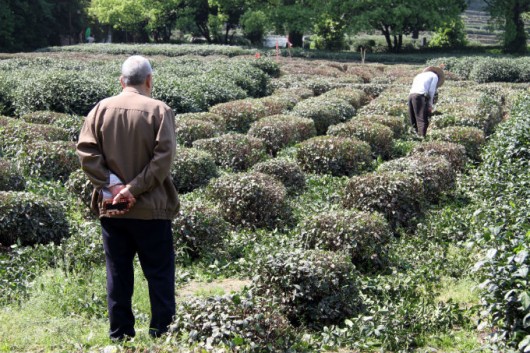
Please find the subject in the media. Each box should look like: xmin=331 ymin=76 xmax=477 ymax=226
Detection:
xmin=423 ymin=66 xmax=445 ymax=87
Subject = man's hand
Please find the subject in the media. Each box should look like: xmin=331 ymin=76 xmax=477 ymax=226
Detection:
xmin=106 ymin=184 xmax=136 ymax=216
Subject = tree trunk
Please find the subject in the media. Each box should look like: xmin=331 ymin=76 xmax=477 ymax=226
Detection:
xmin=381 ymin=24 xmax=392 ymax=51
xmin=504 ymin=1 xmax=527 ymax=54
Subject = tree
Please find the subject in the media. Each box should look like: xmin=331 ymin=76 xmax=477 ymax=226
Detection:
xmin=331 ymin=0 xmax=466 ymax=52
xmin=264 ymin=0 xmax=317 ymax=47
xmin=485 ymin=0 xmax=530 ymax=54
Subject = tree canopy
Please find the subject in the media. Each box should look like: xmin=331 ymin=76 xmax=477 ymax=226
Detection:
xmin=485 ymin=0 xmax=530 ymax=53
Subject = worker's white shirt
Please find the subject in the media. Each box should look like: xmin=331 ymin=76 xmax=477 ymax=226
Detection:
xmin=409 ymin=71 xmax=438 ymax=107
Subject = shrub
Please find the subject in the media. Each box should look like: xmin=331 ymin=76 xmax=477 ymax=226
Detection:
xmin=296 ymin=136 xmax=372 ymax=177
xmin=377 ymin=154 xmax=456 ymax=202
xmin=410 ymin=141 xmax=468 ymax=171
xmin=0 ymin=117 xmax=70 ymax=157
xmin=469 ymin=58 xmax=521 ymax=83
xmin=327 ymin=120 xmax=394 ymax=159
xmin=20 ymin=110 xmax=70 ymax=125
xmin=174 ymin=116 xmax=225 ymax=147
xmin=241 ymin=10 xmax=269 ymax=45
xmin=209 ymin=172 xmax=291 ymax=228
xmin=0 ymin=191 xmax=69 ymax=246
xmin=0 ymin=159 xmax=25 ymax=191
xmin=257 ymin=95 xmax=297 ymax=116
xmin=251 ymin=158 xmax=306 ymax=193
xmin=429 ymin=126 xmax=485 ymax=161
xmin=343 ymin=171 xmax=425 ymax=231
xmin=298 ymin=209 xmax=392 ymax=272
xmin=356 ymin=114 xmax=406 ymax=138
xmin=169 ymin=293 xmax=300 ymax=352
xmin=15 ymin=141 xmax=79 ymax=181
xmin=209 ymin=99 xmax=268 ymax=133
xmin=248 ymin=115 xmax=316 ymax=155
xmin=170 ymin=147 xmax=218 ymax=193
xmin=291 ymin=96 xmax=356 ymax=135
xmin=193 ymin=133 xmax=267 ymax=171
xmin=65 ymin=169 xmax=93 ymax=210
xmin=172 ymin=200 xmax=230 ymax=260
xmin=252 ymin=249 xmax=362 ymax=328
xmin=320 ymin=88 xmax=368 ymax=108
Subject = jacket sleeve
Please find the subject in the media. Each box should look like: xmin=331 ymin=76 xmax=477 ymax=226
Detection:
xmin=76 ymin=104 xmax=109 ymax=190
xmin=126 ymin=106 xmax=176 ymax=196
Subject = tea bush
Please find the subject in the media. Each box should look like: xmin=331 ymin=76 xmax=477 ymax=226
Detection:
xmin=252 ymin=249 xmax=362 ymax=328
xmin=356 ymin=114 xmax=407 ymax=138
xmin=377 ymin=154 xmax=456 ymax=202
xmin=0 ymin=191 xmax=69 ymax=246
xmin=251 ymin=158 xmax=306 ymax=193
xmin=248 ymin=115 xmax=316 ymax=155
xmin=0 ymin=159 xmax=25 ymax=191
xmin=296 ymin=136 xmax=372 ymax=177
xmin=0 ymin=117 xmax=70 ymax=157
xmin=291 ymin=96 xmax=356 ymax=135
xmin=257 ymin=94 xmax=297 ymax=115
xmin=20 ymin=110 xmax=70 ymax=125
xmin=193 ymin=133 xmax=267 ymax=171
xmin=209 ymin=172 xmax=291 ymax=228
xmin=298 ymin=209 xmax=392 ymax=272
xmin=343 ymin=171 xmax=425 ymax=231
xmin=410 ymin=141 xmax=468 ymax=171
xmin=174 ymin=116 xmax=224 ymax=147
xmin=429 ymin=126 xmax=485 ymax=161
xmin=464 ymin=93 xmax=530 ymax=351
xmin=171 ymin=147 xmax=219 ymax=193
xmin=65 ymin=169 xmax=93 ymax=211
xmin=172 ymin=199 xmax=231 ymax=260
xmin=209 ymin=99 xmax=268 ymax=133
xmin=15 ymin=141 xmax=79 ymax=181
xmin=327 ymin=120 xmax=394 ymax=159
xmin=319 ymin=87 xmax=368 ymax=109
xmin=169 ymin=293 xmax=301 ymax=352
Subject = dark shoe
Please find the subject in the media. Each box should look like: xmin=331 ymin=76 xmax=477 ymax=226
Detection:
xmin=110 ymin=333 xmax=134 ymax=343
xmin=149 ymin=328 xmax=168 ymax=338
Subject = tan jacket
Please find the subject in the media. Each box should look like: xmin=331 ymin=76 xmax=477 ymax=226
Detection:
xmin=77 ymin=87 xmax=179 ymax=220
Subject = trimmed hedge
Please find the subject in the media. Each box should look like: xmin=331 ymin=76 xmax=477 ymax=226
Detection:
xmin=66 ymin=169 xmax=93 ymax=210
xmin=209 ymin=172 xmax=291 ymax=228
xmin=209 ymin=99 xmax=268 ymax=133
xmin=248 ymin=115 xmax=316 ymax=155
xmin=320 ymin=87 xmax=368 ymax=109
xmin=193 ymin=133 xmax=267 ymax=171
xmin=296 ymin=136 xmax=372 ymax=176
xmin=0 ymin=191 xmax=69 ymax=246
xmin=174 ymin=116 xmax=224 ymax=147
xmin=377 ymin=154 xmax=456 ymax=202
xmin=0 ymin=159 xmax=25 ymax=191
xmin=327 ymin=120 xmax=394 ymax=159
xmin=343 ymin=171 xmax=425 ymax=231
xmin=429 ymin=126 xmax=485 ymax=161
xmin=0 ymin=117 xmax=70 ymax=157
xmin=356 ymin=114 xmax=406 ymax=138
xmin=410 ymin=141 xmax=468 ymax=171
xmin=298 ymin=209 xmax=392 ymax=272
xmin=291 ymin=96 xmax=356 ymax=135
xmin=170 ymin=147 xmax=219 ymax=193
xmin=172 ymin=200 xmax=230 ymax=260
xmin=15 ymin=141 xmax=79 ymax=181
xmin=251 ymin=158 xmax=306 ymax=193
xmin=169 ymin=293 xmax=298 ymax=351
xmin=257 ymin=94 xmax=298 ymax=115
xmin=253 ymin=249 xmax=362 ymax=328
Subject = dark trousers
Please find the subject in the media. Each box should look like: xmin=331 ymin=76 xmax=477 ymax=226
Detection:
xmin=101 ymin=218 xmax=175 ymax=339
xmin=408 ymin=93 xmax=430 ymax=137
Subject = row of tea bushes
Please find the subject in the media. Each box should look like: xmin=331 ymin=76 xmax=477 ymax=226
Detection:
xmin=428 ymin=56 xmax=530 ymax=83
xmin=39 ymin=43 xmax=255 ymax=57
xmin=0 ymin=56 xmax=277 ymax=116
xmin=0 ymin=191 xmax=69 ymax=246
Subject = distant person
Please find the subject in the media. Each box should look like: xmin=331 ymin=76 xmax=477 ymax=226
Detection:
xmin=76 ymin=55 xmax=179 ymax=341
xmin=408 ymin=66 xmax=445 ymax=137
xmin=85 ymin=27 xmax=92 ymax=43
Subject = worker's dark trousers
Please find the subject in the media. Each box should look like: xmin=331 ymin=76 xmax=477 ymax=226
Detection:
xmin=408 ymin=93 xmax=430 ymax=137
xmin=101 ymin=218 xmax=175 ymax=340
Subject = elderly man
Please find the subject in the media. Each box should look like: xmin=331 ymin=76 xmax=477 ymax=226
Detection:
xmin=77 ymin=55 xmax=179 ymax=340
xmin=408 ymin=66 xmax=445 ymax=137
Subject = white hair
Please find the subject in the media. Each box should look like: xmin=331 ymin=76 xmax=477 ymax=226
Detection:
xmin=121 ymin=55 xmax=152 ymax=86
